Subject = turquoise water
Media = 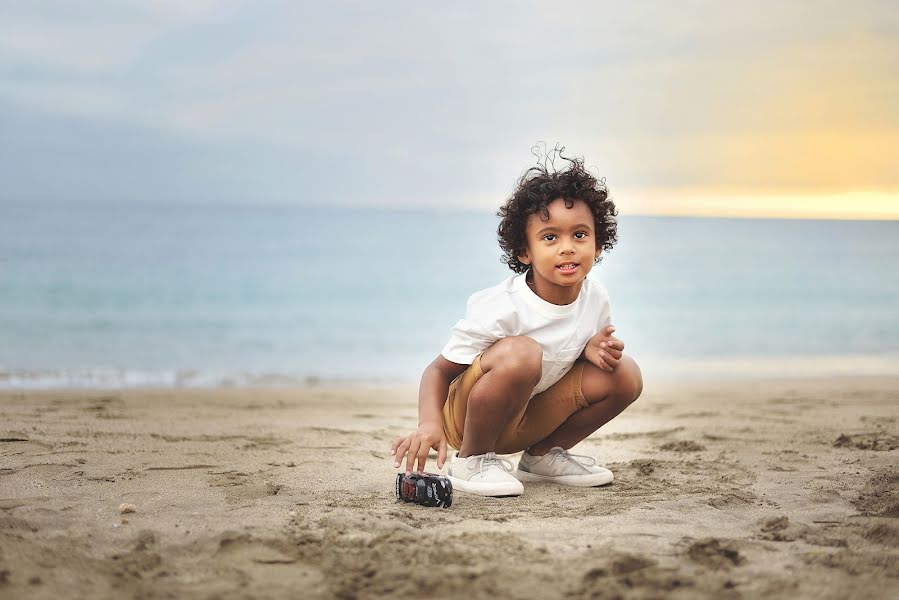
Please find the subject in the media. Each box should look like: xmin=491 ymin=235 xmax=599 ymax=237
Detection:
xmin=1 ymin=203 xmax=898 ymax=387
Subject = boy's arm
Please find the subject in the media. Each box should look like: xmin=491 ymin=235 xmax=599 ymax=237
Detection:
xmin=418 ymin=355 xmax=468 ymax=426
xmin=391 ymin=355 xmax=468 ymax=474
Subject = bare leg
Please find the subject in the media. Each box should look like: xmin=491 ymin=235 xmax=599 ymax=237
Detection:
xmin=526 ymin=355 xmax=642 ymax=456
xmin=459 ymin=336 xmax=542 ymax=458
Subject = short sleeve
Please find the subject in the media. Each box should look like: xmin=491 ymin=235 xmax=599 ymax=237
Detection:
xmin=440 ymin=296 xmax=502 ymax=365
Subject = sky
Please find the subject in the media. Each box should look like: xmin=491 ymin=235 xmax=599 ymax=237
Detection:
xmin=1 ymin=1 xmax=897 ymax=218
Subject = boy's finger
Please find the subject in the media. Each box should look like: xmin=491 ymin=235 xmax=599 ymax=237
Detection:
xmin=393 ymin=439 xmax=410 ymax=467
xmin=438 ymin=439 xmax=447 ymax=470
xmin=594 ymin=350 xmax=614 ymax=372
xmin=406 ymin=440 xmax=421 ymax=474
xmin=599 ymin=350 xmax=619 ymax=367
xmin=607 ymin=348 xmax=623 ymax=360
xmin=416 ymin=446 xmax=429 ymax=473
xmin=603 ymin=325 xmax=615 ymax=335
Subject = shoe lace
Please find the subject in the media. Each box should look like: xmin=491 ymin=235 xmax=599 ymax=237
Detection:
xmin=465 ymin=452 xmax=514 ymax=477
xmin=547 ymin=447 xmax=597 ymax=469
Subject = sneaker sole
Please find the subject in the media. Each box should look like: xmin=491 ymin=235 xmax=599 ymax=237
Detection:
xmin=447 ymin=475 xmax=523 ymax=497
xmin=515 ymin=470 xmax=614 ymax=487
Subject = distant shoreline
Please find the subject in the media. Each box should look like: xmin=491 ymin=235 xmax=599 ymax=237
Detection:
xmin=2 ymin=355 xmax=898 ymax=390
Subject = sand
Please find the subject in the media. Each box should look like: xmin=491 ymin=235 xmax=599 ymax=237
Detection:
xmin=1 ymin=377 xmax=897 ymax=599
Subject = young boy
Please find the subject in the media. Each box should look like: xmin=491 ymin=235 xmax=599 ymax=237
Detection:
xmin=390 ymin=153 xmax=643 ymax=497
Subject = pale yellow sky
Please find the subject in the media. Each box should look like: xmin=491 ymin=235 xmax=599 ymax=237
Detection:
xmin=617 ymin=188 xmax=899 ymax=220
xmin=558 ymin=21 xmax=899 ymax=219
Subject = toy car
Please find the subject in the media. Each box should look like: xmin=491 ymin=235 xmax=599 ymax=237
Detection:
xmin=395 ymin=472 xmax=453 ymax=508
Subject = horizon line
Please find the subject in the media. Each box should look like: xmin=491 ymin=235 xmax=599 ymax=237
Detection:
xmin=3 ymin=191 xmax=899 ymax=222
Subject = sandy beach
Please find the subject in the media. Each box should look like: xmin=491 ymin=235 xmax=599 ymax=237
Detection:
xmin=1 ymin=377 xmax=897 ymax=599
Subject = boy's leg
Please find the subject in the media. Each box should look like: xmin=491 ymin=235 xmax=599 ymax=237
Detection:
xmin=459 ymin=336 xmax=542 ymax=458
xmin=525 ymin=355 xmax=643 ymax=456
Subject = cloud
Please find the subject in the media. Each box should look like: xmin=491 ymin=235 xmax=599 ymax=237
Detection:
xmin=0 ymin=0 xmax=236 ymax=73
xmin=0 ymin=1 xmax=897 ymax=209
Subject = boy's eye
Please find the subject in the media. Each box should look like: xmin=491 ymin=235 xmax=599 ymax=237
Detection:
xmin=542 ymin=234 xmax=557 ymax=241
xmin=575 ymin=231 xmax=588 ymax=239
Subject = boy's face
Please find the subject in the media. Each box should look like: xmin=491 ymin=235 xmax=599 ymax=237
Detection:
xmin=517 ymin=197 xmax=601 ymax=301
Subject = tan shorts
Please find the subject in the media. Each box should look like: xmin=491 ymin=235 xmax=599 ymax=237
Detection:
xmin=441 ymin=351 xmax=589 ymax=455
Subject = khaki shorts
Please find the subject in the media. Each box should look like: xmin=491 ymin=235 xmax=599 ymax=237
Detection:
xmin=441 ymin=351 xmax=589 ymax=455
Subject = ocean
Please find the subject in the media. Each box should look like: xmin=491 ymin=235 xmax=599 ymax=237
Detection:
xmin=1 ymin=203 xmax=897 ymax=388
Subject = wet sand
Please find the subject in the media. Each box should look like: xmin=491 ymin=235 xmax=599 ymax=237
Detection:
xmin=1 ymin=377 xmax=897 ymax=598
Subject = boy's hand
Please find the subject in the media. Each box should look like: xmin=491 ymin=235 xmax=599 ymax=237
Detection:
xmin=584 ymin=325 xmax=625 ymax=372
xmin=390 ymin=421 xmax=448 ymax=475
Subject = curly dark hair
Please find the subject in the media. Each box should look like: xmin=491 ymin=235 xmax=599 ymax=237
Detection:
xmin=497 ymin=148 xmax=618 ymax=273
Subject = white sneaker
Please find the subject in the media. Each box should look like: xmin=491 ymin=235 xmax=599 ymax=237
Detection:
xmin=446 ymin=451 xmax=524 ymax=497
xmin=516 ymin=446 xmax=614 ymax=487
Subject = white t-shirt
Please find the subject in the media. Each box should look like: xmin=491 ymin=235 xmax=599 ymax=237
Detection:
xmin=441 ymin=271 xmax=612 ymax=398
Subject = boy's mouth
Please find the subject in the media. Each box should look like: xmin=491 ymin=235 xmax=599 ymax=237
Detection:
xmin=556 ymin=262 xmax=579 ymax=273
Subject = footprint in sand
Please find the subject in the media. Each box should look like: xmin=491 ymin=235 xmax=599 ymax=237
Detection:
xmin=603 ymin=427 xmax=685 ymax=441
xmin=577 ymin=552 xmax=692 ymax=597
xmin=853 ymin=467 xmax=899 ymax=517
xmin=109 ymin=530 xmax=163 ymax=579
xmin=833 ymin=433 xmax=899 ymax=452
xmin=684 ymin=538 xmax=745 ymax=569
xmin=208 ymin=471 xmax=284 ymax=503
xmin=863 ymin=523 xmax=899 ymax=546
xmin=659 ymin=441 xmax=706 ymax=452
xmin=83 ymin=396 xmax=127 ymax=420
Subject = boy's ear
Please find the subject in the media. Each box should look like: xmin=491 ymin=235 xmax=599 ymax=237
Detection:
xmin=517 ymin=249 xmax=531 ymax=265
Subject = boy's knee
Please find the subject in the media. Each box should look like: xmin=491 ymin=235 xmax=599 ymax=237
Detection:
xmin=616 ymin=357 xmax=643 ymax=404
xmin=483 ymin=336 xmax=542 ymax=384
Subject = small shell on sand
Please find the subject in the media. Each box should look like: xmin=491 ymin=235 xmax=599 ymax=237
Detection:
xmin=118 ymin=503 xmax=136 ymax=514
